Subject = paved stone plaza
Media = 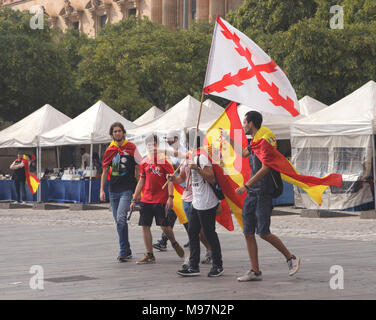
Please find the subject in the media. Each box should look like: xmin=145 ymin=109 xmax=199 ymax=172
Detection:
xmin=0 ymin=205 xmax=375 ymax=300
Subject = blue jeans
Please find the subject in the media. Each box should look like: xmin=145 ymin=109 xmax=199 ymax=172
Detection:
xmin=109 ymin=190 xmax=132 ymax=256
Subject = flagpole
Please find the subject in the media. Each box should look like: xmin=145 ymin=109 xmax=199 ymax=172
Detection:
xmin=161 ymin=91 xmax=205 ymax=189
xmin=161 ymin=17 xmax=217 ymax=190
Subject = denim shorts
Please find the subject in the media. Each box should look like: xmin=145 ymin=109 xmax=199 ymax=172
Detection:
xmin=242 ymin=192 xmax=273 ymax=235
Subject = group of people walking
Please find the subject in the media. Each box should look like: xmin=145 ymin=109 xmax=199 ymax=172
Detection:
xmin=100 ymin=110 xmax=301 ymax=281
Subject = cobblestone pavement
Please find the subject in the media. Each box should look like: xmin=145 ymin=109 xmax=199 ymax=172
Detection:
xmin=1 ymin=205 xmax=375 ymax=242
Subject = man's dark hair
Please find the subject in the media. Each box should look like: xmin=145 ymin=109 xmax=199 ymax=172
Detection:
xmin=245 ymin=111 xmax=263 ymax=129
xmin=145 ymin=134 xmax=158 ymax=145
xmin=109 ymin=122 xmax=126 ymax=136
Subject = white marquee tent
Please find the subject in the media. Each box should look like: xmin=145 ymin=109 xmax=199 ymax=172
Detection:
xmin=39 ymin=100 xmax=137 ymax=147
xmin=291 ymin=80 xmax=376 ymax=210
xmin=237 ymin=104 xmax=304 ymax=140
xmin=127 ymin=95 xmax=224 ymax=156
xmin=0 ymin=104 xmax=71 ymax=148
xmin=298 ymin=96 xmax=328 ymax=116
xmin=39 ymin=100 xmax=137 ymax=202
xmin=133 ymin=106 xmax=164 ymax=126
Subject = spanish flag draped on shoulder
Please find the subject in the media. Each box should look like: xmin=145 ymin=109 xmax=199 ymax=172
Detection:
xmin=22 ymin=155 xmax=40 ymax=194
xmin=250 ymin=127 xmax=342 ymax=205
xmin=203 ymin=102 xmax=250 ymax=230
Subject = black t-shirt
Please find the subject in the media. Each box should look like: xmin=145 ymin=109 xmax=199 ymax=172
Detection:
xmin=109 ymin=151 xmax=137 ymax=193
xmin=12 ymin=159 xmax=26 ymax=181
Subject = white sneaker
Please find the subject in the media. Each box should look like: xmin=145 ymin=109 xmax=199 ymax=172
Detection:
xmin=287 ymin=255 xmax=301 ymax=276
xmin=201 ymin=251 xmax=212 ymax=264
xmin=181 ymin=255 xmax=190 ymax=270
xmin=237 ymin=269 xmax=262 ymax=282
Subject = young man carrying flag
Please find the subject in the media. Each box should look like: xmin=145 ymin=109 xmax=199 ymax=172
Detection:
xmin=226 ymin=111 xmax=301 ymax=281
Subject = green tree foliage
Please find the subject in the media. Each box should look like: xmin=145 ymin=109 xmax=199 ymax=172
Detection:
xmin=77 ymin=17 xmax=213 ymax=120
xmin=0 ymin=8 xmax=92 ymax=121
xmin=0 ymin=8 xmax=66 ymax=121
xmin=227 ymin=0 xmax=318 ymax=36
xmin=1 ymin=1 xmax=376 ymax=124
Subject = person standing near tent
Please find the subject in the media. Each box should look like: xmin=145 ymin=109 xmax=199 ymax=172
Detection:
xmin=153 ymin=131 xmax=190 ymax=251
xmin=80 ymin=148 xmax=90 ymax=169
xmin=130 ymin=134 xmax=185 ymax=264
xmin=9 ymin=151 xmax=27 ymax=203
xmin=100 ymin=122 xmax=142 ymax=262
xmin=225 ymin=110 xmax=301 ymax=281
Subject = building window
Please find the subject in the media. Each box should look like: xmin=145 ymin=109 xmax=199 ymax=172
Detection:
xmin=100 ymin=15 xmax=107 ymax=28
xmin=192 ymin=0 xmax=196 ymax=20
xmin=72 ymin=21 xmax=79 ymax=30
xmin=129 ymin=8 xmax=137 ymax=17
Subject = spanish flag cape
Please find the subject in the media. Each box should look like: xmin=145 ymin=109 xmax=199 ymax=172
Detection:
xmin=204 ymin=101 xmax=343 ymax=230
xmin=250 ymin=126 xmax=343 ymax=205
xmin=143 ymin=152 xmax=188 ymax=225
xmin=103 ymin=139 xmax=133 ymax=170
xmin=203 ymin=102 xmax=251 ymax=230
xmin=21 ymin=155 xmax=40 ymax=194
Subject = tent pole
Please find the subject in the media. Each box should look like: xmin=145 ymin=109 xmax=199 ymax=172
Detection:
xmin=57 ymin=146 xmax=60 ymax=169
xmin=37 ymin=145 xmax=42 ymax=202
xmin=88 ymin=143 xmax=93 ymax=204
xmin=372 ymin=134 xmax=376 ymax=211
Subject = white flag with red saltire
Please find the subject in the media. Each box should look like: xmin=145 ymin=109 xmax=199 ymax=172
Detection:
xmin=203 ymin=16 xmax=300 ymax=117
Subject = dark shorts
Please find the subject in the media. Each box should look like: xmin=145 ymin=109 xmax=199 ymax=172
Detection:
xmin=139 ymin=202 xmax=170 ymax=227
xmin=242 ymin=192 xmax=273 ymax=235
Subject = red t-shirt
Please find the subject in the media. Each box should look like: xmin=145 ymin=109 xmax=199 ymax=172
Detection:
xmin=139 ymin=155 xmax=174 ymax=204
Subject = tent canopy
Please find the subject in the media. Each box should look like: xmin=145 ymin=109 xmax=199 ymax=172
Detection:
xmin=128 ymin=95 xmax=224 ymax=137
xmin=298 ymin=96 xmax=328 ymax=116
xmin=292 ymin=80 xmax=376 ymax=137
xmin=0 ymin=104 xmax=71 ymax=148
xmin=39 ymin=100 xmax=137 ymax=146
xmin=237 ymin=104 xmax=304 ymax=140
xmin=133 ymin=106 xmax=164 ymax=126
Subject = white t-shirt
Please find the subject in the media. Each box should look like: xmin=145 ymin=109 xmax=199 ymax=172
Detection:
xmin=191 ymin=154 xmax=219 ymax=211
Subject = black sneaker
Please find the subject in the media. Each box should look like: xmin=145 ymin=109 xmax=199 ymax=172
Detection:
xmin=208 ymin=266 xmax=224 ymax=277
xmin=153 ymin=241 xmax=167 ymax=252
xmin=183 ymin=241 xmax=190 ymax=248
xmin=117 ymin=253 xmax=132 ymax=262
xmin=177 ymin=268 xmax=200 ymax=277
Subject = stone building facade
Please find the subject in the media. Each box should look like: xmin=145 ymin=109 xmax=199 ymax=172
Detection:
xmin=0 ymin=0 xmax=245 ymax=36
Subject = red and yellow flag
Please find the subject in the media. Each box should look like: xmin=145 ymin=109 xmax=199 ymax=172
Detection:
xmin=172 ymin=183 xmax=188 ymax=225
xmin=22 ymin=155 xmax=40 ymax=194
xmin=250 ymin=126 xmax=343 ymax=205
xmin=204 ymin=101 xmax=250 ymax=230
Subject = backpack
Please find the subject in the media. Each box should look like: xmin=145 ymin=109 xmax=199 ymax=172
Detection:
xmin=196 ymin=152 xmax=225 ymax=201
xmin=270 ymin=169 xmax=283 ymax=198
